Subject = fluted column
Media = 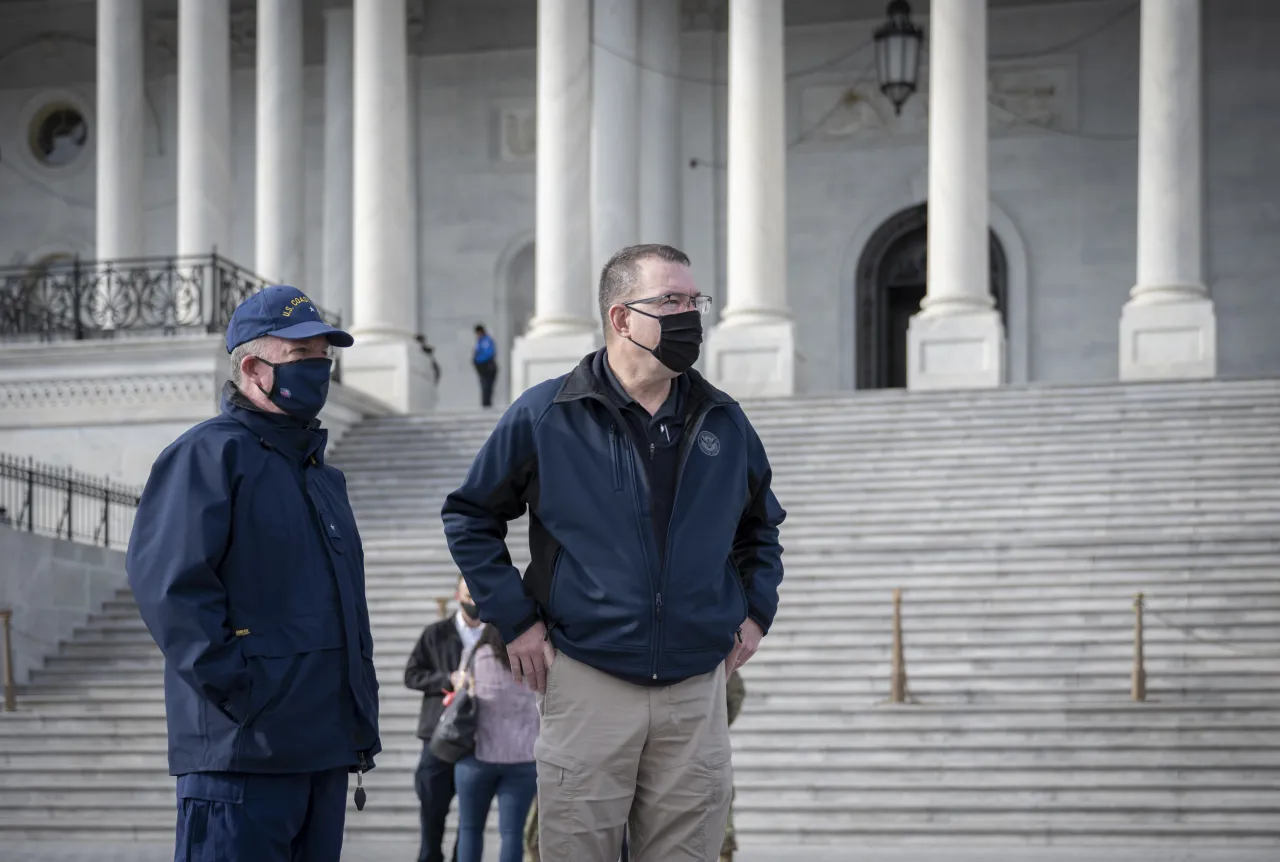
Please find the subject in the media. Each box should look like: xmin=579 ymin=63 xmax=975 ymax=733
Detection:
xmin=96 ymin=0 xmax=145 ymax=261
xmin=511 ymin=0 xmax=600 ymax=398
xmin=343 ymin=0 xmax=434 ymax=412
xmin=906 ymin=0 xmax=1005 ymax=390
xmin=1120 ymin=0 xmax=1215 ymax=380
xmin=322 ymin=6 xmax=354 ymax=324
xmin=705 ymin=0 xmax=794 ymax=396
xmin=591 ymin=0 xmax=639 ymax=274
xmin=176 ymin=0 xmax=230 ymax=259
xmin=638 ymin=0 xmax=682 ymax=245
xmin=255 ymin=0 xmax=305 ymax=286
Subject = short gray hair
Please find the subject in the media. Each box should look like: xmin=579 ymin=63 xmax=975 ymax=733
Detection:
xmin=598 ymin=244 xmax=691 ymax=336
xmin=229 ymin=336 xmax=270 ymax=386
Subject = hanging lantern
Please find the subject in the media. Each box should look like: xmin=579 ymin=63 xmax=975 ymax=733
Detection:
xmin=874 ymin=0 xmax=924 ymax=115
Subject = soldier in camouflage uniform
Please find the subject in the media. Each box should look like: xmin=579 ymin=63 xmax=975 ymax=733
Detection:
xmin=522 ymin=670 xmax=747 ymax=862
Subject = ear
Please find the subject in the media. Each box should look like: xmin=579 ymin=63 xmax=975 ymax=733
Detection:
xmin=240 ymin=353 xmax=269 ymax=390
xmin=609 ymin=304 xmax=632 ymax=340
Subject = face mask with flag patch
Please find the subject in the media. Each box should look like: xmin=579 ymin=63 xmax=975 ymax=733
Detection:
xmin=255 ymin=357 xmax=333 ymax=421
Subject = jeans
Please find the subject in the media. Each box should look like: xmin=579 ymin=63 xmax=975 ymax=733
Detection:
xmin=454 ymin=756 xmax=537 ymax=862
xmin=414 ymin=744 xmax=457 ymax=862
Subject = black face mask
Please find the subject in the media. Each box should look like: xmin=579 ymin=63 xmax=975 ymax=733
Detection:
xmin=626 ymin=308 xmax=703 ymax=374
xmin=459 ymin=601 xmax=479 ymax=619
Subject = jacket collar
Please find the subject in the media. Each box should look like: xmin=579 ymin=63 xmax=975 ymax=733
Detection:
xmin=553 ymin=349 xmax=736 ymax=411
xmin=221 ymin=380 xmax=328 ymax=464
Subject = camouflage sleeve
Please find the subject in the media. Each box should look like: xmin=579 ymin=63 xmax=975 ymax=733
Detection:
xmin=726 ymin=670 xmax=746 ymax=726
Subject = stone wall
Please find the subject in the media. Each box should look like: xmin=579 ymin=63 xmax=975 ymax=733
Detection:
xmin=0 ymin=0 xmax=1277 ymax=405
xmin=0 ymin=528 xmax=126 ymax=686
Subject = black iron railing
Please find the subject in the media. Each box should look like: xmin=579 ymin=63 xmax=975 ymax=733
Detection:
xmin=0 ymin=253 xmax=340 ymax=342
xmin=0 ymin=454 xmax=141 ymax=551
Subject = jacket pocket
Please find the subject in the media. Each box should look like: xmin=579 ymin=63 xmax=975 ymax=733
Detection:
xmin=318 ymin=509 xmax=346 ymax=555
xmin=728 ymin=559 xmax=749 ymax=622
xmin=237 ymin=612 xmax=346 ymax=725
xmin=547 ymin=546 xmax=566 ymax=619
xmin=609 ymin=425 xmax=624 ymax=492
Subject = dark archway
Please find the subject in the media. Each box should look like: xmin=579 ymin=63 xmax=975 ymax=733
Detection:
xmin=856 ymin=204 xmax=1008 ymax=389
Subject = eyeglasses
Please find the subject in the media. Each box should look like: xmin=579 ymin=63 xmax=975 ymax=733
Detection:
xmin=624 ymin=293 xmax=714 ymax=316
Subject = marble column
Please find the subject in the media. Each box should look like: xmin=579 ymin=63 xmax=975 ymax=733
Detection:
xmin=255 ymin=0 xmax=305 ymax=287
xmin=705 ymin=0 xmax=795 ymax=397
xmin=344 ymin=0 xmax=434 ymax=412
xmin=96 ymin=0 xmax=145 ymax=262
xmin=591 ymin=0 xmax=640 ymax=275
xmin=511 ymin=0 xmax=599 ymax=399
xmin=638 ymin=0 xmax=682 ymax=246
xmin=906 ymin=0 xmax=1005 ymax=390
xmin=322 ymin=6 xmax=354 ymax=327
xmin=1120 ymin=0 xmax=1215 ymax=380
xmin=177 ymin=0 xmax=231 ymax=263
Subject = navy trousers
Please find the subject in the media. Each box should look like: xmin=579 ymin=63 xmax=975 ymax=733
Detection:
xmin=174 ymin=769 xmax=349 ymax=862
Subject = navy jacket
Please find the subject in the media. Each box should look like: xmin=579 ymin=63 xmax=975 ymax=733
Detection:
xmin=127 ymin=384 xmax=380 ymax=776
xmin=442 ymin=351 xmax=786 ymax=683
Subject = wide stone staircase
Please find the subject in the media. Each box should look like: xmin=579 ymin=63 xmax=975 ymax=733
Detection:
xmin=2 ymin=377 xmax=1280 ymax=848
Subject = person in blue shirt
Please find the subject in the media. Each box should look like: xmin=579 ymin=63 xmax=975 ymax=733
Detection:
xmin=473 ymin=323 xmax=498 ymax=407
xmin=127 ymin=285 xmax=379 ymax=862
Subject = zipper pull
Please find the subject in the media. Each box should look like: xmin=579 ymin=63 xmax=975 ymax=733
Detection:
xmin=735 ymin=627 xmax=743 ymax=644
xmin=656 ymin=593 xmax=663 ymax=618
xmin=649 ymin=442 xmax=655 ymax=460
xmin=354 ymin=753 xmax=367 ymax=811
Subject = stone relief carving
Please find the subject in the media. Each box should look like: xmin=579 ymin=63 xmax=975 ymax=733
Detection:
xmin=797 ymin=62 xmax=1075 ymax=146
xmin=0 ymin=375 xmax=213 ymax=411
xmin=498 ymin=107 xmax=536 ymax=162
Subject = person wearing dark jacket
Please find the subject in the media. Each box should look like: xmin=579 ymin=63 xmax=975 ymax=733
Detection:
xmin=442 ymin=244 xmax=786 ymax=862
xmin=127 ymin=285 xmax=379 ymax=862
xmin=404 ymin=577 xmax=482 ymax=862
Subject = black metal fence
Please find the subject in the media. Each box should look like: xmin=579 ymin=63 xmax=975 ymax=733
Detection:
xmin=0 ymin=454 xmax=141 ymax=551
xmin=0 ymin=253 xmax=339 ymax=342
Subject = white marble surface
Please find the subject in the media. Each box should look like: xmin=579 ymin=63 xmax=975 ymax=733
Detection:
xmin=920 ymin=0 xmax=993 ymax=317
xmin=254 ymin=0 xmax=306 ymax=287
xmin=637 ymin=0 xmax=683 ymax=247
xmin=351 ymin=0 xmax=414 ymax=340
xmin=723 ymin=0 xmax=789 ymax=323
xmin=176 ymin=0 xmax=230 ymax=258
xmin=94 ymin=0 xmax=144 ymax=261
xmin=907 ymin=308 xmax=1007 ymax=390
xmin=590 ymin=0 xmax=640 ymax=277
xmin=530 ymin=0 xmax=595 ymax=334
xmin=322 ymin=6 xmax=354 ymax=322
xmin=1121 ymin=0 xmax=1215 ymax=380
xmin=1 ymin=2 xmax=1279 ymax=408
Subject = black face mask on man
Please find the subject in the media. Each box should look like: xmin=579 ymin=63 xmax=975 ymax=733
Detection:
xmin=625 ymin=307 xmax=703 ymax=374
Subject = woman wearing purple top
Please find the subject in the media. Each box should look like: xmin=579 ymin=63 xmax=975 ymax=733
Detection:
xmin=452 ymin=625 xmax=539 ymax=862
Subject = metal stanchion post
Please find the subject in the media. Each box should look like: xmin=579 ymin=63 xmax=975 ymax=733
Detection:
xmin=0 ymin=609 xmax=15 ymax=712
xmin=890 ymin=589 xmax=907 ymax=704
xmin=436 ymin=597 xmax=450 ymax=621
xmin=1132 ymin=592 xmax=1146 ymax=702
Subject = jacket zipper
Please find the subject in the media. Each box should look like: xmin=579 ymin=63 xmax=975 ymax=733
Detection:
xmin=652 ymin=402 xmax=718 ymax=680
xmin=609 ymin=425 xmax=624 ymax=491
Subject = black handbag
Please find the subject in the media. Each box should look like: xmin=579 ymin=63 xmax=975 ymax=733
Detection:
xmin=429 ymin=647 xmax=479 ymax=763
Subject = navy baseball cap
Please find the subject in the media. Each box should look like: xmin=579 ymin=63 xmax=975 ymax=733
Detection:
xmin=225 ymin=285 xmax=354 ymax=353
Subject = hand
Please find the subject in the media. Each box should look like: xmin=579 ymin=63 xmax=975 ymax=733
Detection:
xmin=449 ymin=670 xmax=466 ymax=691
xmin=506 ymin=622 xmax=556 ymax=693
xmin=726 ymin=618 xmax=764 ymax=678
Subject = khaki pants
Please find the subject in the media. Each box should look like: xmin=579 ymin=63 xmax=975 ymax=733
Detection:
xmin=535 ymin=653 xmax=733 ymax=862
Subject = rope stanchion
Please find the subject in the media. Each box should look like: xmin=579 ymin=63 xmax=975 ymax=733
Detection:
xmin=890 ymin=589 xmax=908 ymax=704
xmin=435 ymin=597 xmax=450 ymax=621
xmin=1131 ymin=593 xmax=1146 ymax=702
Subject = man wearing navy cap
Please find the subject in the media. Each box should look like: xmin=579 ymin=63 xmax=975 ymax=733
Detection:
xmin=127 ymin=285 xmax=380 ymax=862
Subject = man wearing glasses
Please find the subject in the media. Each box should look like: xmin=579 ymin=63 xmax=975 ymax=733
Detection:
xmin=443 ymin=244 xmax=786 ymax=861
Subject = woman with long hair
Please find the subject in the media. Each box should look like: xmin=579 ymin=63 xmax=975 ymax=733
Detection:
xmin=452 ymin=623 xmax=539 ymax=862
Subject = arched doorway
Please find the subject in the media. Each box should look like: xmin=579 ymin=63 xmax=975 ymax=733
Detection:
xmin=856 ymin=204 xmax=1008 ymax=389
